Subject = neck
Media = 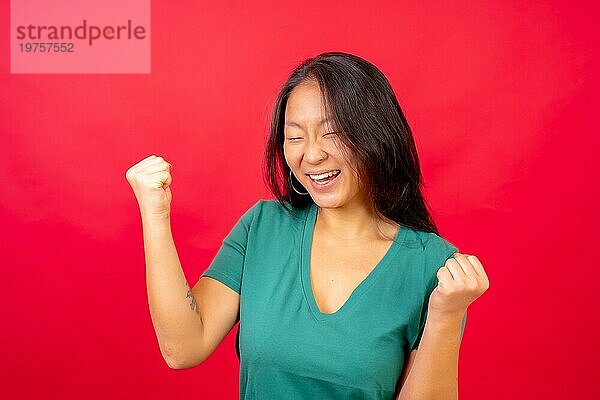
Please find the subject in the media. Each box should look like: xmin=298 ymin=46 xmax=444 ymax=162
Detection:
xmin=315 ymin=199 xmax=398 ymax=242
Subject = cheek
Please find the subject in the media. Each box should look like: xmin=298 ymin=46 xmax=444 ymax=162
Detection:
xmin=284 ymin=145 xmax=302 ymax=164
xmin=342 ymin=165 xmax=362 ymax=189
xmin=283 ymin=144 xmax=292 ymax=164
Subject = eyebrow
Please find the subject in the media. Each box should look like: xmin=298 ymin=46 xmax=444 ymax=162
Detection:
xmin=284 ymin=117 xmax=332 ymax=128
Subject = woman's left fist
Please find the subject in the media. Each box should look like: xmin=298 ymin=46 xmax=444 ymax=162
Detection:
xmin=428 ymin=253 xmax=490 ymax=317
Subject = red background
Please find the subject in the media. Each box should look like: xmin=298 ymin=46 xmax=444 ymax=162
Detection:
xmin=1 ymin=1 xmax=598 ymax=399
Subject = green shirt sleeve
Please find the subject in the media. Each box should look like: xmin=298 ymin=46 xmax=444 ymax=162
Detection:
xmin=410 ymin=234 xmax=466 ymax=350
xmin=200 ymin=200 xmax=261 ymax=294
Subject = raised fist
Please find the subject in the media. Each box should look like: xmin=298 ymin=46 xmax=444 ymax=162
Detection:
xmin=428 ymin=253 xmax=490 ymax=318
xmin=125 ymin=155 xmax=173 ymax=218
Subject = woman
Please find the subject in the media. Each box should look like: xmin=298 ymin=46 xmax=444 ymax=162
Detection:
xmin=126 ymin=52 xmax=489 ymax=399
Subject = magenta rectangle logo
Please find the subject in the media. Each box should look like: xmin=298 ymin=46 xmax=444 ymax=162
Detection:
xmin=11 ymin=0 xmax=150 ymax=74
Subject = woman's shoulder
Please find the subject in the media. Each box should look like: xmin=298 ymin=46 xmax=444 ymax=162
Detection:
xmin=401 ymin=228 xmax=459 ymax=261
xmin=396 ymin=228 xmax=459 ymax=284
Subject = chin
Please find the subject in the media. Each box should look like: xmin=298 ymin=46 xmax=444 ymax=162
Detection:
xmin=312 ymin=195 xmax=347 ymax=209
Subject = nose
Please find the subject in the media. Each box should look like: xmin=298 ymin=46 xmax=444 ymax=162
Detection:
xmin=303 ymin=136 xmax=327 ymax=163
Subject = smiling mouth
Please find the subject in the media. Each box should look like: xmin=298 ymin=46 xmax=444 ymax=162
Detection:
xmin=307 ymin=169 xmax=341 ymax=185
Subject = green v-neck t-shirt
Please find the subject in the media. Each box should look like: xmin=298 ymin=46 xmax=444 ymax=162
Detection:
xmin=200 ymin=199 xmax=466 ymax=399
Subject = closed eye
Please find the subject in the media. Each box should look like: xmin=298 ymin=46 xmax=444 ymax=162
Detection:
xmin=285 ymin=132 xmax=338 ymax=141
xmin=323 ymin=132 xmax=341 ymax=140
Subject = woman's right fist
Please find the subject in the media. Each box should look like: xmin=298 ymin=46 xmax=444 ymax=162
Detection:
xmin=125 ymin=155 xmax=173 ymax=218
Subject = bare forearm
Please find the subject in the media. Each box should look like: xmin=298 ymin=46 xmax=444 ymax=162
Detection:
xmin=142 ymin=214 xmax=203 ymax=365
xmin=398 ymin=311 xmax=465 ymax=400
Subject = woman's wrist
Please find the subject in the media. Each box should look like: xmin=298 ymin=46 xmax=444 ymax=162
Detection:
xmin=141 ymin=211 xmax=172 ymax=230
xmin=427 ymin=309 xmax=466 ymax=331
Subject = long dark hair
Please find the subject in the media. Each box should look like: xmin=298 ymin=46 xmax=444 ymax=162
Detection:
xmin=262 ymin=51 xmax=440 ymax=235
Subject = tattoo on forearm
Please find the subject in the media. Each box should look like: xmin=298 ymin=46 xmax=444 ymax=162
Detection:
xmin=185 ymin=281 xmax=200 ymax=315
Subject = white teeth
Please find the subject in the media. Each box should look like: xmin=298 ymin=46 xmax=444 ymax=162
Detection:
xmin=309 ymin=170 xmax=340 ymax=180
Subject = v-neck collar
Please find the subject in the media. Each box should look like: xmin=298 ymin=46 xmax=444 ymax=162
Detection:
xmin=299 ymin=202 xmax=407 ymax=322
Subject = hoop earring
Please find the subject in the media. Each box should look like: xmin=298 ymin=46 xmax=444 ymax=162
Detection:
xmin=289 ymin=170 xmax=309 ymax=195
